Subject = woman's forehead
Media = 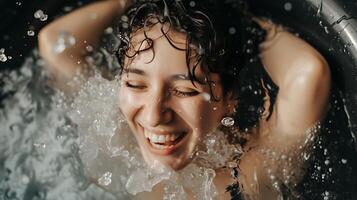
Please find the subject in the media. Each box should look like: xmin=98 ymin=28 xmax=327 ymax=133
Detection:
xmin=130 ymin=23 xmax=186 ymax=48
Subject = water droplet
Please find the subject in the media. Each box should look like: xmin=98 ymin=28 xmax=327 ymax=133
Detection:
xmin=98 ymin=171 xmax=112 ymax=186
xmin=27 ymin=30 xmax=35 ymax=36
xmin=0 ymin=53 xmax=7 ymax=62
xmin=34 ymin=10 xmax=44 ymax=18
xmin=319 ymin=20 xmax=323 ymax=26
xmin=341 ymin=158 xmax=347 ymax=164
xmin=90 ymin=13 xmax=98 ymax=20
xmin=189 ymin=1 xmax=196 ymax=7
xmin=201 ymin=92 xmax=211 ymax=101
xmin=281 ymin=154 xmax=287 ymax=160
xmin=122 ymin=22 xmax=129 ymax=29
xmin=105 ymin=27 xmax=113 ymax=34
xmin=324 ymin=159 xmax=330 ymax=165
xmin=21 ymin=175 xmax=29 ymax=184
xmin=40 ymin=14 xmax=48 ymax=21
xmin=316 ymin=0 xmax=323 ymax=16
xmin=121 ymin=15 xmax=129 ymax=22
xmin=33 ymin=142 xmax=46 ymax=149
xmin=228 ymin=27 xmax=236 ymax=35
xmin=323 ymin=191 xmax=330 ymax=200
xmin=53 ymin=31 xmax=76 ymax=54
xmin=198 ymin=46 xmax=204 ymax=55
xmin=284 ymin=2 xmax=292 ymax=11
xmin=221 ymin=117 xmax=234 ymax=127
xmin=227 ymin=161 xmax=237 ymax=168
xmin=86 ymin=45 xmax=93 ymax=52
xmin=63 ymin=6 xmax=73 ymax=12
xmin=34 ymin=10 xmax=48 ymax=21
xmin=324 ymin=26 xmax=329 ymax=34
xmin=219 ymin=49 xmax=225 ymax=56
xmin=270 ymin=175 xmax=276 ymax=180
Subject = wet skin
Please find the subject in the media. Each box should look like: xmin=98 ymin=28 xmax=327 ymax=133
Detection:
xmin=118 ymin=24 xmax=233 ymax=170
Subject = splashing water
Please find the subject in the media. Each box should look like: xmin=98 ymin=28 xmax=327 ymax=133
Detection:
xmin=53 ymin=32 xmax=76 ymax=54
xmin=0 ymin=48 xmax=244 ymax=199
xmin=2 ymin=39 xmax=356 ymax=199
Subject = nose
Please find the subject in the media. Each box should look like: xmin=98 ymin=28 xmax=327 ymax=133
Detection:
xmin=142 ymin=91 xmax=173 ymax=127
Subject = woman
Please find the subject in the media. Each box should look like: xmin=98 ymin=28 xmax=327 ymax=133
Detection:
xmin=38 ymin=0 xmax=331 ymax=199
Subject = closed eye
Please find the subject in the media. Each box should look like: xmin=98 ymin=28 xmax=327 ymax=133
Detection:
xmin=171 ymin=89 xmax=199 ymax=97
xmin=125 ymin=81 xmax=146 ymax=89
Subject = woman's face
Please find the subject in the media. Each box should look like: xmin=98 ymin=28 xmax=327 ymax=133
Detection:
xmin=118 ymin=24 xmax=230 ymax=170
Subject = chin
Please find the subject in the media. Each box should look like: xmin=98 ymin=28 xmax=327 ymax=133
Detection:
xmin=136 ymin=128 xmax=198 ymax=171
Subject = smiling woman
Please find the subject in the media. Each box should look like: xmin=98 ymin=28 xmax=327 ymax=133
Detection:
xmin=118 ymin=23 xmax=230 ymax=171
xmin=38 ymin=0 xmax=334 ymax=199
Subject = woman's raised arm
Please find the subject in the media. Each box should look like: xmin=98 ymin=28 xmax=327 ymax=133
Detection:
xmin=259 ymin=23 xmax=331 ymax=138
xmin=38 ymin=0 xmax=131 ymax=81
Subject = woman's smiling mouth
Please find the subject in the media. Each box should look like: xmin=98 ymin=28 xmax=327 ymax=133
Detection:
xmin=144 ymin=130 xmax=188 ymax=155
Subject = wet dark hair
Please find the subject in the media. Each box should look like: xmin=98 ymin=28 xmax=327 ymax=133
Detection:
xmin=104 ymin=0 xmax=278 ymax=132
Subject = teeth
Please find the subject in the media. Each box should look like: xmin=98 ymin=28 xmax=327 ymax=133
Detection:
xmin=170 ymin=134 xmax=176 ymax=141
xmin=151 ymin=143 xmax=174 ymax=149
xmin=158 ymin=135 xmax=165 ymax=143
xmin=145 ymin=131 xmax=183 ymax=144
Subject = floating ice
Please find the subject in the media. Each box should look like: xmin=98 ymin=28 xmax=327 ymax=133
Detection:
xmin=0 ymin=48 xmax=8 ymax=62
xmin=221 ymin=116 xmax=234 ymax=127
xmin=34 ymin=9 xmax=48 ymax=21
xmin=27 ymin=30 xmax=35 ymax=36
xmin=0 ymin=53 xmax=7 ymax=62
xmin=53 ymin=31 xmax=76 ymax=53
xmin=40 ymin=14 xmax=48 ymax=21
xmin=34 ymin=10 xmax=44 ymax=18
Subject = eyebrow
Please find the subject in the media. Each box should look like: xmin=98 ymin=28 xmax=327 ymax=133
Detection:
xmin=123 ymin=68 xmax=206 ymax=85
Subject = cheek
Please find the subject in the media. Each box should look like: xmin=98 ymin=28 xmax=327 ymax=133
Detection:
xmin=178 ymin=99 xmax=224 ymax=133
xmin=118 ymin=89 xmax=141 ymax=119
